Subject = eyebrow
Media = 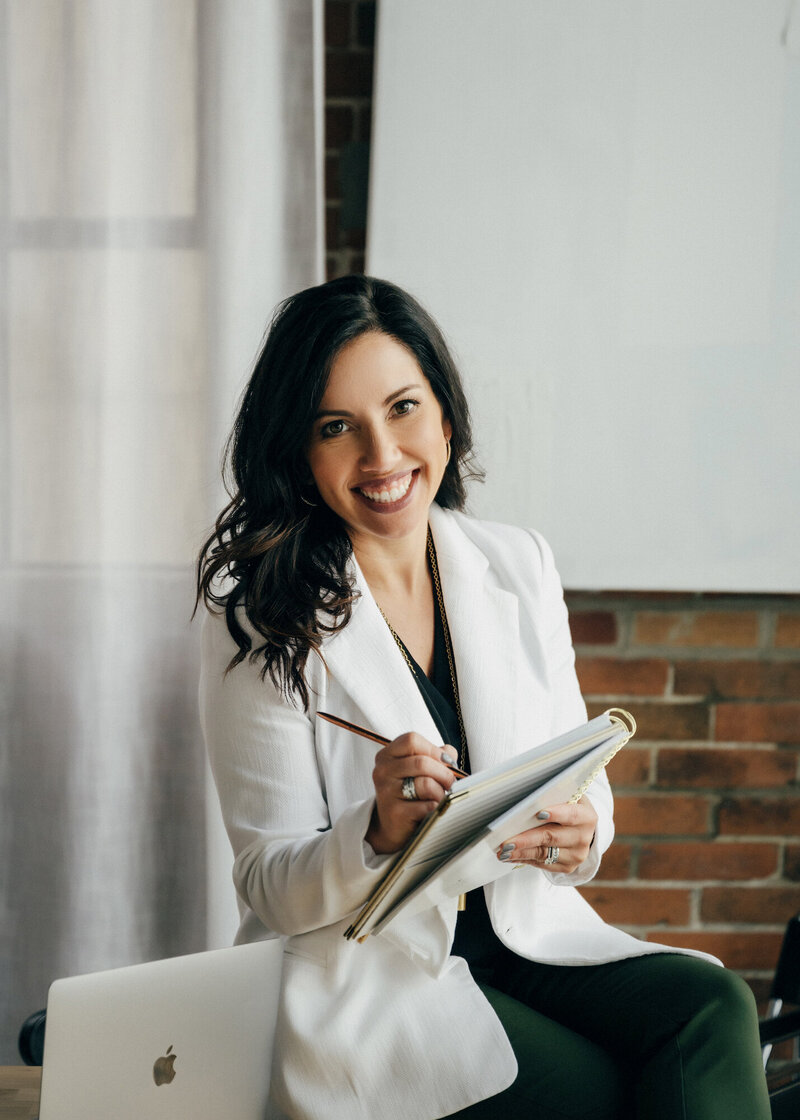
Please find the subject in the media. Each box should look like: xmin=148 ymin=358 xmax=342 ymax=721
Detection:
xmin=314 ymin=383 xmax=423 ymax=419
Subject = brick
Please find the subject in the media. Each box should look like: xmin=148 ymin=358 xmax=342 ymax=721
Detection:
xmin=638 ymin=841 xmax=779 ymax=881
xmin=644 ymin=931 xmax=783 ymax=971
xmin=581 ymin=886 xmax=691 ymax=926
xmin=594 ymin=842 xmax=633 ymax=880
xmin=674 ymin=660 xmax=800 ymax=700
xmin=700 ymin=886 xmax=800 ymax=924
xmin=326 ymin=49 xmax=375 ymax=98
xmin=606 ymin=747 xmax=651 ymax=786
xmin=569 ymin=611 xmax=617 ymax=645
xmin=776 ymin=614 xmax=800 ymax=649
xmin=614 ymin=795 xmax=711 ymax=836
xmin=587 ymin=701 xmax=709 ymax=742
xmin=326 ymin=104 xmax=355 ymax=147
xmin=633 ymin=611 xmax=759 ymax=648
xmin=718 ymin=797 xmax=800 ymax=837
xmin=784 ymin=846 xmax=800 ymax=881
xmin=325 ymin=0 xmax=353 ymax=48
xmin=575 ymin=657 xmax=669 ymax=697
xmin=655 ymin=747 xmax=797 ymax=789
xmin=715 ymin=703 xmax=800 ymax=744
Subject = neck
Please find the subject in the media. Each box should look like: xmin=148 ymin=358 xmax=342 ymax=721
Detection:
xmin=351 ymin=523 xmax=431 ymax=600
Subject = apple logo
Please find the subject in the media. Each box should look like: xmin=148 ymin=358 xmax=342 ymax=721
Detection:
xmin=153 ymin=1044 xmax=177 ymax=1086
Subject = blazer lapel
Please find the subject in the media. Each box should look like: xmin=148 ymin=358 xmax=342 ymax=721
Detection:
xmin=429 ymin=507 xmax=520 ymax=773
xmin=321 ymin=507 xmax=523 ymax=772
xmin=320 ymin=556 xmax=441 ymax=747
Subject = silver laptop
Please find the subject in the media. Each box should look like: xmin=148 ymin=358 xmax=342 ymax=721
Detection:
xmin=38 ymin=939 xmax=283 ymax=1120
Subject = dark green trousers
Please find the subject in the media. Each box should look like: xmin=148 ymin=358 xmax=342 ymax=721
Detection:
xmin=447 ymin=952 xmax=770 ymax=1120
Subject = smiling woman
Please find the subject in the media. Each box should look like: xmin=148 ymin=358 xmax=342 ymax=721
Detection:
xmin=196 ymin=275 xmax=480 ymax=710
xmin=307 ymin=331 xmax=452 ymax=549
xmin=196 ymin=275 xmax=771 ymax=1120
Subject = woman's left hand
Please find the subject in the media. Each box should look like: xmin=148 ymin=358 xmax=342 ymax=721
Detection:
xmin=496 ymin=797 xmax=598 ymax=873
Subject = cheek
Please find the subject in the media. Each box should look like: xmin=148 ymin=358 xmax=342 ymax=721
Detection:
xmin=307 ymin=447 xmax=346 ymax=497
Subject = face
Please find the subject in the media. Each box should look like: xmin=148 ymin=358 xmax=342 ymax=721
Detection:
xmin=306 ymin=331 xmax=452 ymax=548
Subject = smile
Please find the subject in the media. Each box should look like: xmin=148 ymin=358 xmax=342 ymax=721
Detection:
xmin=356 ymin=471 xmax=415 ymax=504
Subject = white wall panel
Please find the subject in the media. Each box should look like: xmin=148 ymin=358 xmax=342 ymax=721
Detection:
xmin=368 ymin=0 xmax=800 ymax=590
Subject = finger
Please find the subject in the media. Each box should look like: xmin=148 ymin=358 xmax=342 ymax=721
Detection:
xmin=398 ymin=774 xmax=451 ymax=804
xmin=440 ymin=744 xmax=460 ymax=767
xmin=381 ymin=731 xmax=450 ymax=762
xmin=496 ymin=824 xmax=594 ymax=869
xmin=374 ymin=750 xmax=457 ymax=792
xmin=497 ymin=842 xmax=577 ymax=870
xmin=497 ymin=822 xmax=584 ymax=850
xmin=535 ymin=799 xmax=598 ymax=828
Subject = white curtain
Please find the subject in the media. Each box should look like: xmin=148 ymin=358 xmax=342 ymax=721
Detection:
xmin=0 ymin=0 xmax=323 ymax=1062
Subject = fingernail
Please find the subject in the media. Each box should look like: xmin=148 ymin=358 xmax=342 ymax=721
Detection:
xmin=536 ymin=810 xmax=551 ymax=820
xmin=441 ymin=750 xmax=457 ymax=765
xmin=498 ymin=850 xmax=513 ymax=862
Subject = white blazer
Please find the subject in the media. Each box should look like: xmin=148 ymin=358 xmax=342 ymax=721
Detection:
xmin=200 ymin=506 xmax=716 ymax=1120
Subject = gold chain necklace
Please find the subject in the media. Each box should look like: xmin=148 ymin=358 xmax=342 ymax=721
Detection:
xmin=377 ymin=528 xmax=468 ymax=771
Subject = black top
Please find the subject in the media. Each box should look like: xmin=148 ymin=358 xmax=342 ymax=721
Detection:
xmin=395 ymin=596 xmax=465 ymax=766
xmin=392 ymin=606 xmax=498 ymax=967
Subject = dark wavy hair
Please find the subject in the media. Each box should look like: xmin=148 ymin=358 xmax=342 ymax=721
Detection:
xmin=196 ymin=274 xmax=483 ymax=709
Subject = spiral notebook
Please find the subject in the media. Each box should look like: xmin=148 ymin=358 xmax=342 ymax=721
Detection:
xmin=345 ymin=708 xmax=635 ymax=941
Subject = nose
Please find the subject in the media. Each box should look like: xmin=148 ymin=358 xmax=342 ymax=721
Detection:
xmin=359 ymin=424 xmax=401 ymax=474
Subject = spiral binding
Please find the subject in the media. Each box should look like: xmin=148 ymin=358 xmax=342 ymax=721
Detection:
xmin=567 ymin=707 xmax=637 ymax=804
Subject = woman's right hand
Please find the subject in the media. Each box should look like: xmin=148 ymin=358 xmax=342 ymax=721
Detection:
xmin=365 ymin=732 xmax=459 ymax=854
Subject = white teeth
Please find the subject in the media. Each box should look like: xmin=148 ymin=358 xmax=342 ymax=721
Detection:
xmin=359 ymin=473 xmax=413 ymax=503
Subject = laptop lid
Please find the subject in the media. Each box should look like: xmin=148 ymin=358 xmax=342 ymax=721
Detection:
xmin=38 ymin=939 xmax=283 ymax=1120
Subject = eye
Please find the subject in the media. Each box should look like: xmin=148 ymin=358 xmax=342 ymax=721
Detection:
xmin=319 ymin=418 xmax=349 ymax=439
xmin=392 ymin=398 xmax=419 ymax=417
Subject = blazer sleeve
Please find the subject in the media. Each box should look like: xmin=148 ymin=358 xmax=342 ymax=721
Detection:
xmin=199 ymin=609 xmax=392 ymax=939
xmin=526 ymin=529 xmax=615 ymax=887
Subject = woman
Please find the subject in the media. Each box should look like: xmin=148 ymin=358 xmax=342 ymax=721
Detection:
xmin=198 ymin=275 xmax=769 ymax=1120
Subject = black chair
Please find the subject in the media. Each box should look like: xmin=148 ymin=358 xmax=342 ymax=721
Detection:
xmin=18 ymin=1007 xmax=46 ymax=1067
xmin=760 ymin=914 xmax=800 ymax=1119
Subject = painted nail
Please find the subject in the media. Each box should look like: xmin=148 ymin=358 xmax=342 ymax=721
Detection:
xmin=499 ymin=850 xmax=513 ymax=862
xmin=441 ymin=750 xmax=457 ymax=765
xmin=536 ymin=810 xmax=551 ymax=820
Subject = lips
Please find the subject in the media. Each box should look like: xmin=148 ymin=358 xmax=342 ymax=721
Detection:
xmin=355 ymin=470 xmax=415 ymax=504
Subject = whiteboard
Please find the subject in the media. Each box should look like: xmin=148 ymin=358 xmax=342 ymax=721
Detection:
xmin=368 ymin=0 xmax=800 ymax=590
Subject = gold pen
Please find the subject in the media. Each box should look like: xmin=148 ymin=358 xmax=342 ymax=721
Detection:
xmin=317 ymin=711 xmax=469 ymax=778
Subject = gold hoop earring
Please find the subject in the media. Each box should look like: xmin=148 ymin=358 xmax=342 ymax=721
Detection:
xmin=444 ymin=439 xmax=451 ymax=466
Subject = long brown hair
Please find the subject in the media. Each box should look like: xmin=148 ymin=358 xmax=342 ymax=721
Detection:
xmin=196 ymin=275 xmax=482 ymax=709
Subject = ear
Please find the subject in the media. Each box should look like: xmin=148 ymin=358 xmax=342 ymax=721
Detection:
xmin=442 ymin=417 xmax=453 ymax=441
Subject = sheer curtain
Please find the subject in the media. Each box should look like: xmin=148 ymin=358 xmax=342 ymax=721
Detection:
xmin=0 ymin=0 xmax=323 ymax=1062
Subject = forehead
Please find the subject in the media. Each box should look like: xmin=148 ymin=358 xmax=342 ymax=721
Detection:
xmin=321 ymin=332 xmax=430 ymax=404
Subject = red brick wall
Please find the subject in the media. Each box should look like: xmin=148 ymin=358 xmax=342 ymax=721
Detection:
xmin=570 ymin=592 xmax=800 ymax=1000
xmin=325 ymin=2 xmax=800 ymax=999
